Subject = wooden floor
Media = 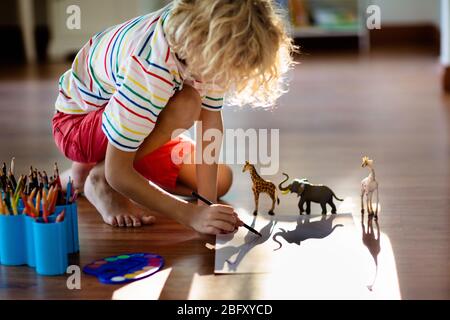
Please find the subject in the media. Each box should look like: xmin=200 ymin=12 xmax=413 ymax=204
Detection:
xmin=0 ymin=48 xmax=449 ymax=299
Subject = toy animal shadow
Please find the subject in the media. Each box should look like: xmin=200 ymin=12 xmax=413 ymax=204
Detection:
xmin=272 ymin=215 xmax=343 ymax=251
xmin=215 ymin=217 xmax=277 ymax=272
xmin=362 ymin=215 xmax=381 ymax=291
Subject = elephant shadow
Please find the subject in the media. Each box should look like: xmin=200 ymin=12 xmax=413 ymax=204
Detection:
xmin=215 ymin=217 xmax=277 ymax=272
xmin=272 ymin=215 xmax=343 ymax=251
xmin=361 ymin=215 xmax=381 ymax=291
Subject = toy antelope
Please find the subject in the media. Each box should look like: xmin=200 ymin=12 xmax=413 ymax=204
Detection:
xmin=361 ymin=156 xmax=379 ymax=219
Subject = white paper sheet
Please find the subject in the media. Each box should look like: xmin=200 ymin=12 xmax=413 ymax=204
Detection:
xmin=215 ymin=213 xmax=368 ymax=277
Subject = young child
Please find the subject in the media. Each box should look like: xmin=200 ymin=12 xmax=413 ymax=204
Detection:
xmin=52 ymin=0 xmax=294 ymax=233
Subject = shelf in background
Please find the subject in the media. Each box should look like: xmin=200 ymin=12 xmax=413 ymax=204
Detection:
xmin=278 ymin=0 xmax=369 ymax=50
xmin=291 ymin=25 xmax=363 ymax=38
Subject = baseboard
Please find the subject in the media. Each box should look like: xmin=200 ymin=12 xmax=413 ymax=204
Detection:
xmin=443 ymin=66 xmax=450 ymax=93
xmin=370 ymin=24 xmax=440 ymax=53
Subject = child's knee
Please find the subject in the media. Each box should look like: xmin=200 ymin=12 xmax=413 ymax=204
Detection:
xmin=218 ymin=164 xmax=233 ymax=197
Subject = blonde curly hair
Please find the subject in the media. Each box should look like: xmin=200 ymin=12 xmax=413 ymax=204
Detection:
xmin=165 ymin=0 xmax=296 ymax=107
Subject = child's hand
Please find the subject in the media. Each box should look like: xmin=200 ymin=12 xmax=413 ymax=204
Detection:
xmin=190 ymin=204 xmax=241 ymax=235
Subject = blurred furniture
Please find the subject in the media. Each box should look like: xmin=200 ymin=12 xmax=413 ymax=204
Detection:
xmin=18 ymin=0 xmax=36 ymax=63
xmin=278 ymin=0 xmax=370 ymax=51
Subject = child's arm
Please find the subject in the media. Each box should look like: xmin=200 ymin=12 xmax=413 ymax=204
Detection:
xmin=196 ymin=109 xmax=223 ymax=204
xmin=105 ymin=144 xmax=237 ymax=234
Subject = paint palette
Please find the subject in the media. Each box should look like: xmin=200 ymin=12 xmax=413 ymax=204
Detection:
xmin=83 ymin=253 xmax=164 ymax=284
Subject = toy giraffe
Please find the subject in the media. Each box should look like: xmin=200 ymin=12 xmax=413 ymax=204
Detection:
xmin=243 ymin=161 xmax=279 ymax=216
xmin=361 ymin=156 xmax=379 ymax=219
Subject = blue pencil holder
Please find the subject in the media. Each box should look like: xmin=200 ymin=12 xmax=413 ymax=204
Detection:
xmin=53 ymin=206 xmax=73 ymax=254
xmin=0 ymin=214 xmax=27 ymax=266
xmin=24 ymin=215 xmax=36 ymax=267
xmin=70 ymin=203 xmax=79 ymax=253
xmin=51 ymin=203 xmax=79 ymax=254
xmin=33 ymin=216 xmax=68 ymax=276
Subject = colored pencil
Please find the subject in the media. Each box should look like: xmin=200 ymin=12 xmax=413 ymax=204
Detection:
xmin=21 ymin=193 xmax=31 ymax=216
xmin=0 ymin=197 xmax=5 ymax=214
xmin=10 ymin=194 xmax=17 ymax=215
xmin=42 ymin=171 xmax=49 ymax=190
xmin=13 ymin=175 xmax=24 ymax=201
xmin=56 ymin=209 xmax=65 ymax=223
xmin=66 ymin=177 xmax=72 ymax=205
xmin=10 ymin=157 xmax=14 ymax=175
xmin=9 ymin=157 xmax=16 ymax=189
xmin=54 ymin=162 xmax=62 ymax=190
xmin=71 ymin=189 xmax=79 ymax=203
xmin=35 ymin=190 xmax=41 ymax=217
xmin=0 ymin=159 xmax=77 ymax=221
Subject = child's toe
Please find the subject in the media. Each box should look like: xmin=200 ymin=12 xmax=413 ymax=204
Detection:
xmin=116 ymin=215 xmax=125 ymax=227
xmin=103 ymin=215 xmax=118 ymax=227
xmin=130 ymin=216 xmax=141 ymax=227
xmin=141 ymin=215 xmax=156 ymax=225
xmin=124 ymin=216 xmax=133 ymax=227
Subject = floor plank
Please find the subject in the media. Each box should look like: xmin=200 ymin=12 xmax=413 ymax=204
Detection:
xmin=0 ymin=49 xmax=448 ymax=299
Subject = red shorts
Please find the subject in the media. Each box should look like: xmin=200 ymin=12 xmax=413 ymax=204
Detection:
xmin=52 ymin=108 xmax=193 ymax=189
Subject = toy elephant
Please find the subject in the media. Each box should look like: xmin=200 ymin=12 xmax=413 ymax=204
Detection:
xmin=278 ymin=173 xmax=344 ymax=215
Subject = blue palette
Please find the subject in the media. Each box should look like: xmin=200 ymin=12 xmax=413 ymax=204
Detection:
xmin=83 ymin=253 xmax=164 ymax=284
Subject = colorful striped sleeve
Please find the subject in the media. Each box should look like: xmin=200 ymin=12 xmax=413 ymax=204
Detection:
xmin=201 ymin=85 xmax=225 ymax=111
xmin=102 ymin=55 xmax=176 ymax=151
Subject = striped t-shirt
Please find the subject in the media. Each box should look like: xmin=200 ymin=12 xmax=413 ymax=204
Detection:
xmin=55 ymin=4 xmax=224 ymax=152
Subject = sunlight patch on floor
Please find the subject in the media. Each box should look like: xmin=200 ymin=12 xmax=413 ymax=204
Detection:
xmin=112 ymin=268 xmax=172 ymax=300
xmin=187 ymin=200 xmax=400 ymax=299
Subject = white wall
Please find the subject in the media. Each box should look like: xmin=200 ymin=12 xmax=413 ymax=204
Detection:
xmin=371 ymin=0 xmax=440 ymax=27
xmin=48 ymin=0 xmax=443 ymax=61
xmin=137 ymin=0 xmax=170 ymax=14
xmin=47 ymin=0 xmax=167 ymax=61
xmin=441 ymin=0 xmax=450 ymax=65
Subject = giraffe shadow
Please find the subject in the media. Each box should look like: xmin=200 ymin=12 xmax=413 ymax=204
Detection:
xmin=361 ymin=214 xmax=381 ymax=291
xmin=272 ymin=215 xmax=343 ymax=251
xmin=215 ymin=217 xmax=277 ymax=272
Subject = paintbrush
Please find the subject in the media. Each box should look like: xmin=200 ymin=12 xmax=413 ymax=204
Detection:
xmin=191 ymin=191 xmax=262 ymax=237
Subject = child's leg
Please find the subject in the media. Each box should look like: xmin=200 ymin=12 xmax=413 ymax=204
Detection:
xmin=53 ymin=107 xmax=156 ymax=227
xmin=82 ymin=85 xmax=209 ymax=227
xmin=134 ymin=141 xmax=233 ymax=198
xmin=174 ymin=147 xmax=233 ymax=197
xmin=133 ymin=85 xmax=233 ymax=198
xmin=60 ymin=162 xmax=95 ymax=192
xmin=178 ymin=164 xmax=233 ymax=197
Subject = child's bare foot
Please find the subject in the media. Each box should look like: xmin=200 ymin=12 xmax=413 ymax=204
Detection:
xmin=84 ymin=168 xmax=156 ymax=228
